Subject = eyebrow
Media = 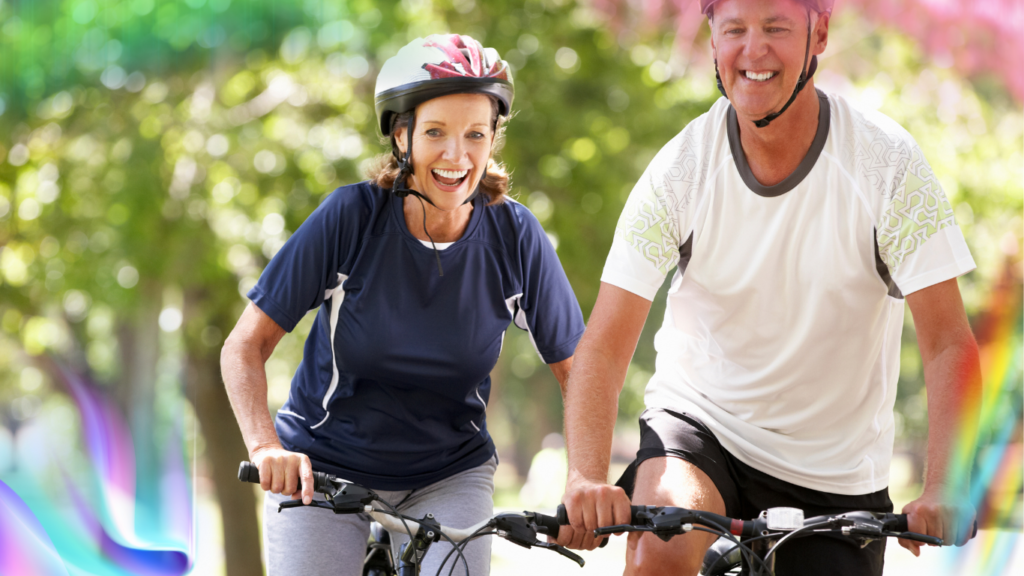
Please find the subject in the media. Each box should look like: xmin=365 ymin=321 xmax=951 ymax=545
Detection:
xmin=719 ymin=15 xmax=796 ymax=26
xmin=421 ymin=120 xmax=490 ymax=128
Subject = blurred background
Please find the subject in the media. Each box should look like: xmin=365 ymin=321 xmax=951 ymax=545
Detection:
xmin=0 ymin=0 xmax=1020 ymax=575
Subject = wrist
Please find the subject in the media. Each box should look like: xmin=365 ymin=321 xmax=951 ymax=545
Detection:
xmin=567 ymin=467 xmax=608 ymax=489
xmin=249 ymin=441 xmax=284 ymax=460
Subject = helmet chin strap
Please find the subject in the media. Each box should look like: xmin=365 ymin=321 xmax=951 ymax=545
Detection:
xmin=715 ymin=10 xmax=817 ymax=129
xmin=389 ymin=113 xmax=488 ymax=277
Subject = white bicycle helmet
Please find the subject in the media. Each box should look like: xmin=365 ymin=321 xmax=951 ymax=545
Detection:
xmin=374 ymin=34 xmax=514 ymax=136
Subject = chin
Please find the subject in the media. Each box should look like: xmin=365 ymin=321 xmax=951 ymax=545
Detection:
xmin=731 ymin=93 xmax=783 ymax=119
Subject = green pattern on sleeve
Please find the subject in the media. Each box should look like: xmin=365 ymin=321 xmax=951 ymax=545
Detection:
xmin=615 ymin=176 xmax=680 ymax=276
xmin=877 ymin=147 xmax=956 ymax=270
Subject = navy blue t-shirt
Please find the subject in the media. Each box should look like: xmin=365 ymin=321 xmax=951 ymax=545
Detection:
xmin=248 ymin=182 xmax=585 ymax=490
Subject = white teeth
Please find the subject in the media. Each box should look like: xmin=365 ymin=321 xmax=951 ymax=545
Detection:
xmin=745 ymin=71 xmax=775 ymax=82
xmin=432 ymin=168 xmax=469 ymax=179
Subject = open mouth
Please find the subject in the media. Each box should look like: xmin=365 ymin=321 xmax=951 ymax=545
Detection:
xmin=431 ymin=168 xmax=470 ymax=190
xmin=743 ymin=70 xmax=778 ymax=82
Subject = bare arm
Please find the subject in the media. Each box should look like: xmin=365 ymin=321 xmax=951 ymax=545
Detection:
xmin=221 ymin=302 xmax=314 ymax=504
xmin=902 ymin=277 xmax=981 ymax=554
xmin=557 ymin=282 xmax=653 ymax=550
xmin=548 ymin=356 xmax=573 ymax=399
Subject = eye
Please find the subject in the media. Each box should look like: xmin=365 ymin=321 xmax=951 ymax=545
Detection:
xmin=425 ymin=128 xmax=442 ymax=137
xmin=468 ymin=131 xmax=486 ymax=140
xmin=767 ymin=26 xmax=788 ymax=33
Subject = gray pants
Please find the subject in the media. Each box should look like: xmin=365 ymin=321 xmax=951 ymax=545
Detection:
xmin=264 ymin=457 xmax=496 ymax=576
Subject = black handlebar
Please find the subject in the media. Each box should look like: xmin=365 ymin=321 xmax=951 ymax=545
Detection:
xmin=532 ymin=511 xmax=563 ymax=537
xmin=576 ymin=504 xmax=974 ymax=548
xmin=237 ymin=461 xmax=332 ymax=494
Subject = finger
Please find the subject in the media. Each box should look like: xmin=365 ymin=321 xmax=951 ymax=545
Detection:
xmin=558 ymin=525 xmax=579 ymax=549
xmin=958 ymin=510 xmax=977 ymax=546
xmin=562 ymin=499 xmax=583 ymax=549
xmin=581 ymin=491 xmax=598 ymax=532
xmin=954 ymin=506 xmax=970 ymax=541
xmin=257 ymin=457 xmax=271 ymax=492
xmin=905 ymin=505 xmax=926 ymax=536
xmin=596 ymin=493 xmax=615 ymax=536
xmin=577 ymin=498 xmax=598 ymax=550
xmin=569 ymin=525 xmax=587 ymax=551
xmin=283 ymin=457 xmax=299 ymax=498
xmin=612 ymin=489 xmax=632 ymax=529
xmin=944 ymin=509 xmax=959 ymax=547
xmin=299 ymin=456 xmax=314 ymax=505
xmin=270 ymin=456 xmax=286 ymax=494
xmin=898 ymin=537 xmax=921 ymax=557
xmin=553 ymin=525 xmax=566 ymax=547
xmin=930 ymin=510 xmax=945 ymax=547
xmin=627 ymin=530 xmax=641 ymax=552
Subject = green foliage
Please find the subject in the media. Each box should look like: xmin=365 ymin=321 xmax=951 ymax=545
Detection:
xmin=0 ymin=0 xmax=1020 ymax=478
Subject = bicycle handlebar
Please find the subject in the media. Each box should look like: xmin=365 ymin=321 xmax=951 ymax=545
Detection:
xmin=588 ymin=505 xmax=974 ymax=547
xmin=238 ymin=461 xmax=332 ymax=494
xmin=237 ymin=461 xmax=584 ymax=567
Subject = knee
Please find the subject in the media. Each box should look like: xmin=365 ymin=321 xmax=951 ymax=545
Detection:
xmin=627 ymin=534 xmax=705 ymax=576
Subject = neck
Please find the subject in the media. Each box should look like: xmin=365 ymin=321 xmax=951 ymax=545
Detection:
xmin=735 ymin=80 xmax=820 ymax=187
xmin=402 ymin=194 xmax=474 ymax=243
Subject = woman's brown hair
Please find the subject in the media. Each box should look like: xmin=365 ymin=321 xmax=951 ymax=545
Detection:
xmin=366 ymin=96 xmax=511 ymax=205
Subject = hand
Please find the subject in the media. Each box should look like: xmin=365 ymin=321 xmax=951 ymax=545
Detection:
xmin=900 ymin=488 xmax=976 ymax=556
xmin=251 ymin=444 xmax=314 ymax=505
xmin=555 ymin=474 xmax=632 ymax=551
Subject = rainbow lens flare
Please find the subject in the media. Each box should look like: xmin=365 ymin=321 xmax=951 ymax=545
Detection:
xmin=944 ymin=260 xmax=1023 ymax=575
xmin=0 ymin=363 xmax=192 ymax=575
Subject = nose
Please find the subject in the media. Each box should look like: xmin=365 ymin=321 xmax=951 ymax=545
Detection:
xmin=441 ymin=135 xmax=467 ymax=161
xmin=742 ymin=29 xmax=770 ymax=62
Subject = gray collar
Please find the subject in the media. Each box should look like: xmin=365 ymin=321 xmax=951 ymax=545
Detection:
xmin=727 ymin=89 xmax=831 ymax=197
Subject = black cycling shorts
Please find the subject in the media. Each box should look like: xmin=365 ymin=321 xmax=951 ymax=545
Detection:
xmin=618 ymin=408 xmax=894 ymax=576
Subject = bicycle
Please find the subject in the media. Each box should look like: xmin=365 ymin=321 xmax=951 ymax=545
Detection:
xmin=574 ymin=503 xmax=974 ymax=575
xmin=238 ymin=461 xmax=585 ymax=576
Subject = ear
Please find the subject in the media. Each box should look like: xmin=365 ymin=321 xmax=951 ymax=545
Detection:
xmin=812 ymin=11 xmax=830 ymax=56
xmin=394 ymin=125 xmax=408 ymax=155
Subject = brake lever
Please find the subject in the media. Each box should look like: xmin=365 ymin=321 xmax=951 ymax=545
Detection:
xmin=532 ymin=541 xmax=585 ymax=567
xmin=277 ymin=499 xmax=335 ymax=512
xmin=892 ymin=531 xmax=944 ymax=546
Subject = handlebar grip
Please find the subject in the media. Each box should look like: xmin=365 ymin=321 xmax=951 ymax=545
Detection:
xmin=238 ymin=461 xmax=326 ymax=493
xmin=556 ymin=504 xmax=613 ymax=548
xmin=892 ymin=514 xmax=978 ymax=540
xmin=239 ymin=461 xmax=261 ymax=484
xmin=556 ymin=504 xmax=570 ymax=525
xmin=630 ymin=505 xmax=649 ymax=525
xmin=533 ymin=512 xmax=563 ymax=536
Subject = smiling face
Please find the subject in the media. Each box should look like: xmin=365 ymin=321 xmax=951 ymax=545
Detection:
xmin=394 ymin=93 xmax=496 ymax=212
xmin=711 ymin=0 xmax=828 ymax=119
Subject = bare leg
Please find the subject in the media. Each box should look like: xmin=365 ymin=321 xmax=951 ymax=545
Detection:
xmin=624 ymin=457 xmax=726 ymax=576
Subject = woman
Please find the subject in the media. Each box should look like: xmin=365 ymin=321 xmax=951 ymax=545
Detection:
xmin=221 ymin=35 xmax=585 ymax=575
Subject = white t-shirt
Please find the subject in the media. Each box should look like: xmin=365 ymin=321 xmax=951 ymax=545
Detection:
xmin=602 ymin=90 xmax=975 ymax=495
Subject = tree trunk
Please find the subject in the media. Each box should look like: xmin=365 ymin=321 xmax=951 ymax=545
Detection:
xmin=184 ymin=289 xmax=263 ymax=576
xmin=115 ymin=279 xmax=162 ymax=531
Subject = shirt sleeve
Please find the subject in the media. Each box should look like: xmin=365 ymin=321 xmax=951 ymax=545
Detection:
xmin=513 ymin=204 xmax=585 ymax=364
xmin=876 ymin=143 xmax=976 ymax=295
xmin=247 ymin=186 xmax=370 ymax=332
xmin=600 ymin=135 xmax=692 ymax=301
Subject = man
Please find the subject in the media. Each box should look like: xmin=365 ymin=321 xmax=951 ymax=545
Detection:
xmin=557 ymin=0 xmax=980 ymax=573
